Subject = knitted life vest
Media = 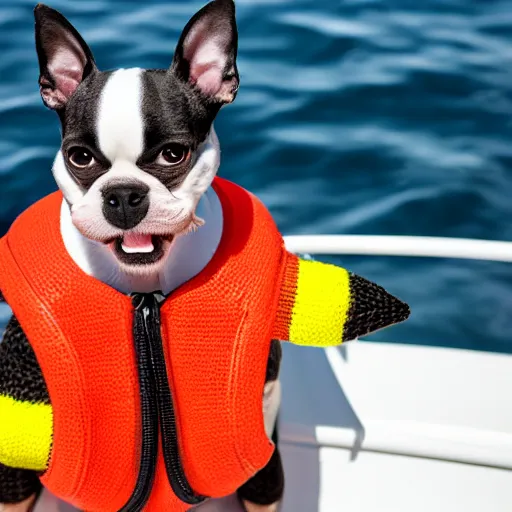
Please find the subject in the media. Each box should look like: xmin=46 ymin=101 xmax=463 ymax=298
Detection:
xmin=0 ymin=178 xmax=283 ymax=511
xmin=0 ymin=177 xmax=410 ymax=511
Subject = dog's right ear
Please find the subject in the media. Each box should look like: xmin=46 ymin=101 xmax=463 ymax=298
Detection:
xmin=34 ymin=4 xmax=97 ymax=110
xmin=172 ymin=0 xmax=239 ymax=105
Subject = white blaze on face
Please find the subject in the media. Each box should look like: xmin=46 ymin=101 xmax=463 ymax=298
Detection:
xmin=54 ymin=68 xmax=146 ymax=207
xmin=96 ymin=68 xmax=144 ymax=163
xmin=69 ymin=68 xmax=155 ymax=253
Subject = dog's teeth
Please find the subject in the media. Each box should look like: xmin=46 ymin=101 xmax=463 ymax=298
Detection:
xmin=121 ymin=233 xmax=154 ymax=254
xmin=121 ymin=244 xmax=154 ymax=254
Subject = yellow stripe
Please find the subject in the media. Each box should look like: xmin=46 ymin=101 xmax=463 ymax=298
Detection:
xmin=0 ymin=394 xmax=52 ymax=470
xmin=289 ymin=260 xmax=351 ymax=346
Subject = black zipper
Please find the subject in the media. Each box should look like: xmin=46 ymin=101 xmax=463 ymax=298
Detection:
xmin=119 ymin=293 xmax=206 ymax=512
xmin=142 ymin=293 xmax=207 ymax=505
xmin=118 ymin=294 xmax=160 ymax=512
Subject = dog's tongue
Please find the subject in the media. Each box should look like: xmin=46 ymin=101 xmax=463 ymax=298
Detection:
xmin=121 ymin=233 xmax=154 ymax=254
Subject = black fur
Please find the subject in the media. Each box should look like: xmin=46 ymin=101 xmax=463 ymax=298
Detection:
xmin=137 ymin=69 xmax=216 ymax=190
xmin=237 ymin=426 xmax=285 ymax=507
xmin=140 ymin=70 xmax=215 ymax=150
xmin=237 ymin=345 xmax=284 ymax=508
xmin=35 ymin=2 xmax=113 ymax=189
xmin=59 ymin=71 xmax=113 ymax=190
xmin=266 ymin=339 xmax=282 ymax=382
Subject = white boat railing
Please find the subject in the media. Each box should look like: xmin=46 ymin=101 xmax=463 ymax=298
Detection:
xmin=283 ymin=234 xmax=512 ymax=470
xmin=284 ymin=235 xmax=512 ymax=262
xmin=319 ymin=343 xmax=512 ymax=470
xmin=277 ymin=421 xmax=512 ymax=471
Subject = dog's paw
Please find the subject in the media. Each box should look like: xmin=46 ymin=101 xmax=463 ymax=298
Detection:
xmin=242 ymin=500 xmax=280 ymax=512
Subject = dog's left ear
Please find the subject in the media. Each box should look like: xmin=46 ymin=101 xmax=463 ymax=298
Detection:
xmin=172 ymin=0 xmax=239 ymax=104
xmin=34 ymin=4 xmax=97 ymax=110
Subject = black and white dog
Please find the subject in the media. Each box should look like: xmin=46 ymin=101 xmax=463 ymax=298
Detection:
xmin=0 ymin=1 xmax=283 ymax=511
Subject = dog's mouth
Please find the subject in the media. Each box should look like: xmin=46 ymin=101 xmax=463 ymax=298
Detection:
xmin=107 ymin=233 xmax=174 ymax=266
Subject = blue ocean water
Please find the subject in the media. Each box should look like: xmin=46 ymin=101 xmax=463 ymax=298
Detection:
xmin=0 ymin=0 xmax=511 ymax=353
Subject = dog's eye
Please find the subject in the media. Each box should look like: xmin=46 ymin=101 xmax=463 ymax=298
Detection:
xmin=68 ymin=147 xmax=95 ymax=168
xmin=157 ymin=144 xmax=189 ymax=166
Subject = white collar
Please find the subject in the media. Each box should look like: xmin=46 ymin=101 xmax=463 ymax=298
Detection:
xmin=60 ymin=186 xmax=223 ymax=295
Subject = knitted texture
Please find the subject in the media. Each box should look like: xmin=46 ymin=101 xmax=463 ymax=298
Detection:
xmin=343 ymin=273 xmax=410 ymax=342
xmin=0 ymin=323 xmax=282 ymax=507
xmin=273 ymin=254 xmax=410 ymax=345
xmin=0 ymin=395 xmax=52 ymax=471
xmin=0 ymin=315 xmax=46 ymax=502
xmin=0 ymin=178 xmax=282 ymax=512
xmin=146 ymin=178 xmax=282 ymax=509
xmin=0 ymin=464 xmax=41 ymax=503
xmin=272 ymin=252 xmax=298 ymax=342
xmin=0 ymin=194 xmax=140 ymax=511
xmin=0 ymin=317 xmax=52 ymax=471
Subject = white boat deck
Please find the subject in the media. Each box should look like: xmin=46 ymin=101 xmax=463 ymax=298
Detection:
xmin=279 ymin=342 xmax=512 ymax=512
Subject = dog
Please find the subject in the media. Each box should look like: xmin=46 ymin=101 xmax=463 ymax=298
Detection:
xmin=0 ymin=1 xmax=283 ymax=511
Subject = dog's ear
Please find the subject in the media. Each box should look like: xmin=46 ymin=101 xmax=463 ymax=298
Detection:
xmin=34 ymin=4 xmax=97 ymax=110
xmin=172 ymin=0 xmax=239 ymax=105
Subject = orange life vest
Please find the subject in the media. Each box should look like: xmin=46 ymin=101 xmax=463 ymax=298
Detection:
xmin=0 ymin=178 xmax=287 ymax=511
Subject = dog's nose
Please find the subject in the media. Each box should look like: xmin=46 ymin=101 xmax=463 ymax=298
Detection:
xmin=102 ymin=183 xmax=150 ymax=230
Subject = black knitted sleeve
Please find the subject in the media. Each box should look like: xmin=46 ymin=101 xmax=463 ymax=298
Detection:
xmin=0 ymin=314 xmax=49 ymax=503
